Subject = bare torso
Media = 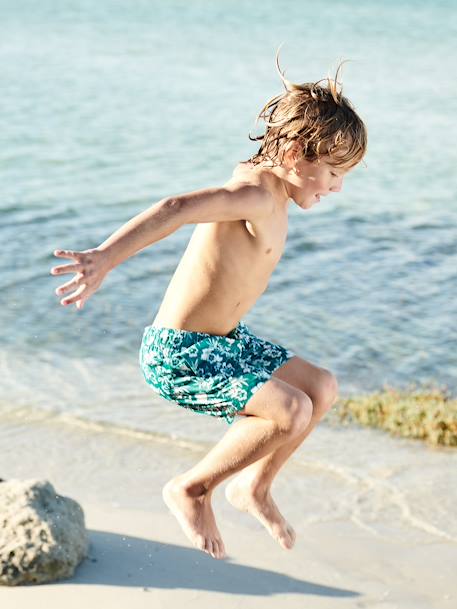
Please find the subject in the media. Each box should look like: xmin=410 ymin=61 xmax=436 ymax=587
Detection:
xmin=152 ymin=163 xmax=289 ymax=335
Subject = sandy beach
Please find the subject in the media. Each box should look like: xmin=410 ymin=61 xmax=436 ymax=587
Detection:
xmin=1 ymin=501 xmax=455 ymax=609
xmin=1 ymin=413 xmax=456 ymax=609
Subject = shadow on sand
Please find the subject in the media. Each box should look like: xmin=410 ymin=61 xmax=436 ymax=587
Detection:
xmin=61 ymin=529 xmax=360 ymax=598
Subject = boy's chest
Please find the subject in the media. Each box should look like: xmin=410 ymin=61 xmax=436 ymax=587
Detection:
xmin=245 ymin=209 xmax=288 ymax=263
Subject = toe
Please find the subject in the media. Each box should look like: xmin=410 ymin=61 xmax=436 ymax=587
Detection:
xmin=282 ymin=530 xmax=295 ymax=549
xmin=210 ymin=540 xmax=219 ymax=559
xmin=217 ymin=539 xmax=226 ymax=559
xmin=204 ymin=538 xmax=215 ymax=558
xmin=212 ymin=539 xmax=220 ymax=559
xmin=195 ymin=534 xmax=206 ymax=552
xmin=215 ymin=539 xmax=226 ymax=559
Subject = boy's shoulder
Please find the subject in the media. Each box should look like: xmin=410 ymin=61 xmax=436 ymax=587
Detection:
xmin=230 ymin=160 xmax=260 ymax=182
xmin=226 ymin=161 xmax=286 ymax=213
xmin=225 ymin=162 xmax=271 ymax=199
xmin=222 ymin=164 xmax=275 ymax=221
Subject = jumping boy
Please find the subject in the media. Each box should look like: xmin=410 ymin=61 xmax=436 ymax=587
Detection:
xmin=50 ymin=58 xmax=367 ymax=561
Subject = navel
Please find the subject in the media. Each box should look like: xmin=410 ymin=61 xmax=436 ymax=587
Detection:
xmin=265 ymin=248 xmax=272 ymax=254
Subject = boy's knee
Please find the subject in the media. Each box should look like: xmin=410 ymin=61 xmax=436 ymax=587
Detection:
xmin=282 ymin=392 xmax=313 ymax=437
xmin=316 ymin=368 xmax=339 ymax=412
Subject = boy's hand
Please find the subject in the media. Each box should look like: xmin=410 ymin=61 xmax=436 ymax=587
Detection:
xmin=50 ymin=248 xmax=111 ymax=310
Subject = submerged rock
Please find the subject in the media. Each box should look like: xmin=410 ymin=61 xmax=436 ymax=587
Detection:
xmin=0 ymin=479 xmax=88 ymax=586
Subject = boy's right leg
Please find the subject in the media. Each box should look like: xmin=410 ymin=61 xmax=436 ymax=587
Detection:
xmin=162 ymin=378 xmax=313 ymax=560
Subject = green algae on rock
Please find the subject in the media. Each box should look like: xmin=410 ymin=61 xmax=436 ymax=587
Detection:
xmin=335 ymin=388 xmax=457 ymax=447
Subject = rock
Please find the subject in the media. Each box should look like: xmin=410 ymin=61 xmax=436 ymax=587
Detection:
xmin=0 ymin=479 xmax=88 ymax=586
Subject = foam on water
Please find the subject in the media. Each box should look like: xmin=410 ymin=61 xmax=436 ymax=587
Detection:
xmin=2 ymin=399 xmax=456 ymax=544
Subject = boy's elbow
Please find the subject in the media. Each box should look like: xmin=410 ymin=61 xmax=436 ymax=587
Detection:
xmin=161 ymin=195 xmax=184 ymax=211
xmin=159 ymin=195 xmax=187 ymax=226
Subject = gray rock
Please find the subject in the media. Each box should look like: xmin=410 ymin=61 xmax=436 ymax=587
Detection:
xmin=0 ymin=479 xmax=88 ymax=585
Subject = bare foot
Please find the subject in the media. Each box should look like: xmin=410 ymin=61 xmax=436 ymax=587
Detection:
xmin=225 ymin=476 xmax=296 ymax=549
xmin=162 ymin=475 xmax=226 ymax=560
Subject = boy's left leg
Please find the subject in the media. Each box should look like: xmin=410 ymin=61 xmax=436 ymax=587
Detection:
xmin=225 ymin=356 xmax=338 ymax=541
xmin=232 ymin=356 xmax=339 ymax=488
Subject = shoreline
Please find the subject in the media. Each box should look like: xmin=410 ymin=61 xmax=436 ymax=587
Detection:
xmin=1 ymin=399 xmax=456 ymax=606
xmin=2 ymin=384 xmax=457 ymax=450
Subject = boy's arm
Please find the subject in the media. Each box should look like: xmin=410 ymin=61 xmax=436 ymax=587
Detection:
xmin=50 ymin=197 xmax=182 ymax=310
xmin=173 ymin=182 xmax=273 ymax=226
xmin=98 ymin=182 xmax=271 ymax=270
xmin=50 ymin=182 xmax=272 ymax=310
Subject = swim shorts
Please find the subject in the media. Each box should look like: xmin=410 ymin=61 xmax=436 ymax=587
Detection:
xmin=139 ymin=320 xmax=295 ymax=425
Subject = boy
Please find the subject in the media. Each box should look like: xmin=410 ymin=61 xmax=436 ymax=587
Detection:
xmin=50 ymin=60 xmax=367 ymax=560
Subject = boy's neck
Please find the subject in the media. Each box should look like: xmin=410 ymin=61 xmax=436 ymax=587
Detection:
xmin=241 ymin=161 xmax=291 ymax=208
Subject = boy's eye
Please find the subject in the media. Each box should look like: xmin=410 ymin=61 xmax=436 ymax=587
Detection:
xmin=331 ymin=172 xmax=338 ymax=177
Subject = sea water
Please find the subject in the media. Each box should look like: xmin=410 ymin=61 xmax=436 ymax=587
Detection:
xmin=1 ymin=0 xmax=457 ymax=544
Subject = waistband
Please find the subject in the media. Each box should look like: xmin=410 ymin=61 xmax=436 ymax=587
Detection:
xmin=142 ymin=320 xmax=249 ymax=342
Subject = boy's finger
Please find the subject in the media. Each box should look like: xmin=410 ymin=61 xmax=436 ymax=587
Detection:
xmin=53 ymin=250 xmax=79 ymax=259
xmin=50 ymin=264 xmax=81 ymax=275
xmin=55 ymin=277 xmax=80 ymax=295
xmin=60 ymin=284 xmax=86 ymax=306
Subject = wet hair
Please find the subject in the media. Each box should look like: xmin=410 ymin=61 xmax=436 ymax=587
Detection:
xmin=248 ymin=51 xmax=367 ymax=169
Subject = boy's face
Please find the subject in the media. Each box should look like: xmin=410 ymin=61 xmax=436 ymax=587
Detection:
xmin=285 ymin=152 xmax=353 ymax=209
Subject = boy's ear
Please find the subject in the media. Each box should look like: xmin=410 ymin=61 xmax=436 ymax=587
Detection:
xmin=283 ymin=141 xmax=301 ymax=167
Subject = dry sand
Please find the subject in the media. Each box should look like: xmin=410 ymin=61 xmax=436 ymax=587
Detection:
xmin=1 ymin=501 xmax=455 ymax=609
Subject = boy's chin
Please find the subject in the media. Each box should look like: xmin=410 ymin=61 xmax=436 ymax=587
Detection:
xmin=294 ymin=196 xmax=314 ymax=209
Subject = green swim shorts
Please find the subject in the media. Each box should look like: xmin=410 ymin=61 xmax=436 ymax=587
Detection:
xmin=139 ymin=320 xmax=295 ymax=425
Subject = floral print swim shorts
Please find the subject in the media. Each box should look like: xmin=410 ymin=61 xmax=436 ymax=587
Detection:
xmin=139 ymin=320 xmax=295 ymax=425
